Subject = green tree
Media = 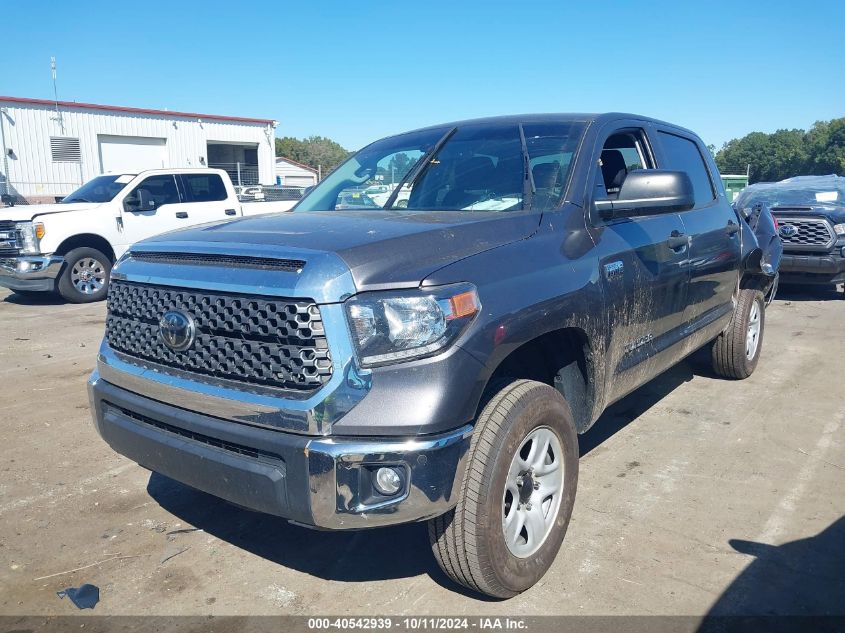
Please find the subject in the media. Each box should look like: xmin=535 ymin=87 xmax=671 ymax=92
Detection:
xmin=806 ymin=119 xmax=845 ymax=175
xmin=715 ymin=118 xmax=845 ymax=183
xmin=275 ymin=135 xmax=351 ymax=174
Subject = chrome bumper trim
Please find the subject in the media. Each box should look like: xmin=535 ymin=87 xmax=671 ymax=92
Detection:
xmin=306 ymin=424 xmax=473 ymax=529
xmin=0 ymin=255 xmax=64 ymax=291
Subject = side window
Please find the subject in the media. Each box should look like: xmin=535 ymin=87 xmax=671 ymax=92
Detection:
xmin=597 ymin=129 xmax=653 ymax=199
xmin=657 ymin=132 xmax=715 ymax=207
xmin=181 ymin=174 xmax=228 ymax=203
xmin=132 ymin=175 xmax=180 ymax=207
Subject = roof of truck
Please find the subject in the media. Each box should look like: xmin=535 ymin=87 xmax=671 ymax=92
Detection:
xmin=398 ymin=112 xmax=697 ymax=136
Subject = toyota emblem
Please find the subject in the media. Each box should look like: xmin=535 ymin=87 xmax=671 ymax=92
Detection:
xmin=779 ymin=224 xmax=798 ymax=238
xmin=158 ymin=310 xmax=196 ymax=352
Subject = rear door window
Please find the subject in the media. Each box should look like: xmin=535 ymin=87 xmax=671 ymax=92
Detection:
xmin=657 ymin=132 xmax=715 ymax=207
xmin=180 ymin=174 xmax=228 ymax=202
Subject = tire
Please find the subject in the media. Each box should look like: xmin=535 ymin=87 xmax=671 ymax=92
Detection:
xmin=428 ymin=379 xmax=579 ymax=598
xmin=57 ymin=247 xmax=112 ymax=303
xmin=711 ymin=288 xmax=765 ymax=379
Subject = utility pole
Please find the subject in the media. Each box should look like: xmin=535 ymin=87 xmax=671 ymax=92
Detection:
xmin=0 ymin=108 xmax=9 ymax=196
xmin=51 ymin=56 xmax=64 ymax=131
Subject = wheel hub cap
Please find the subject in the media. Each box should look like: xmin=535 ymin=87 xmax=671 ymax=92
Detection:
xmin=746 ymin=300 xmax=761 ymax=360
xmin=71 ymin=257 xmax=106 ymax=295
xmin=502 ymin=426 xmax=565 ymax=558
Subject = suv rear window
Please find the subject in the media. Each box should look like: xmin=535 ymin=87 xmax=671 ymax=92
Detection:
xmin=181 ymin=174 xmax=228 ymax=202
xmin=657 ymin=132 xmax=715 ymax=207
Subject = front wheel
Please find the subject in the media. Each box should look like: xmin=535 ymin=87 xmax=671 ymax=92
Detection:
xmin=428 ymin=379 xmax=579 ymax=598
xmin=711 ymin=288 xmax=765 ymax=379
xmin=57 ymin=247 xmax=112 ymax=303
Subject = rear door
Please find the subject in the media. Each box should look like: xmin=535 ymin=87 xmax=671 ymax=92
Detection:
xmin=653 ymin=129 xmax=741 ymax=332
xmin=178 ymin=172 xmax=240 ymax=222
xmin=588 ymin=122 xmax=691 ymax=402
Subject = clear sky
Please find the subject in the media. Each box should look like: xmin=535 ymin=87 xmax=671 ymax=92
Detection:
xmin=4 ymin=0 xmax=843 ymax=151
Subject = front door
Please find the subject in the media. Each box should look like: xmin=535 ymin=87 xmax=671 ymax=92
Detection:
xmin=588 ymin=124 xmax=691 ymax=402
xmin=117 ymin=175 xmax=187 ymax=250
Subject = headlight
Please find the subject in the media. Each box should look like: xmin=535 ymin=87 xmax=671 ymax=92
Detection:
xmin=345 ymin=283 xmax=480 ymax=367
xmin=15 ymin=221 xmax=44 ymax=254
xmin=834 ymin=223 xmax=845 ymax=236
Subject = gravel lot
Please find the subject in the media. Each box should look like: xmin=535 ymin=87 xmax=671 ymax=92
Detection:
xmin=0 ymin=285 xmax=843 ymax=617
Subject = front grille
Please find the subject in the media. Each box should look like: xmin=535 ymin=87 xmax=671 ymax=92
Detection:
xmin=775 ymin=216 xmax=835 ymax=249
xmin=103 ymin=402 xmax=282 ymax=462
xmin=0 ymin=221 xmax=19 ymax=256
xmin=106 ymin=280 xmax=332 ymax=392
xmin=128 ymin=251 xmax=306 ymax=272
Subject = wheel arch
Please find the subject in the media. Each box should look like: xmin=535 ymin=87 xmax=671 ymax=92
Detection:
xmin=54 ymin=234 xmax=116 ymax=263
xmin=481 ymin=325 xmax=602 ymax=433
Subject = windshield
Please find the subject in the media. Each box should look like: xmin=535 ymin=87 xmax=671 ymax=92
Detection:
xmin=735 ymin=176 xmax=845 ymax=210
xmin=295 ymin=121 xmax=586 ymax=213
xmin=62 ymin=175 xmax=132 ymax=203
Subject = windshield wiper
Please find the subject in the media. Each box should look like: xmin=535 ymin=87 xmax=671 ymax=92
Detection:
xmin=519 ymin=124 xmax=535 ymax=211
xmin=384 ymin=127 xmax=457 ymax=210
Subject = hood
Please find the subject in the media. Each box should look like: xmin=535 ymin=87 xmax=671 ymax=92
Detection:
xmin=141 ymin=210 xmax=539 ymax=290
xmin=0 ymin=202 xmax=98 ymax=222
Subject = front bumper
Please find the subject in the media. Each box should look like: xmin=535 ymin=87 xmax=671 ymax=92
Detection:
xmin=779 ymin=251 xmax=845 ymax=285
xmin=0 ymin=255 xmax=64 ymax=292
xmin=88 ymin=372 xmax=473 ymax=530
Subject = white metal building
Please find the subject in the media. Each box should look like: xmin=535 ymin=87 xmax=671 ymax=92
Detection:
xmin=275 ymin=156 xmax=318 ymax=188
xmin=0 ymin=95 xmax=277 ymax=202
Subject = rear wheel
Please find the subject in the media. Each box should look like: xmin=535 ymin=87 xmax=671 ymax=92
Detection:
xmin=57 ymin=247 xmax=111 ymax=303
xmin=711 ymin=288 xmax=765 ymax=379
xmin=428 ymin=379 xmax=578 ymax=598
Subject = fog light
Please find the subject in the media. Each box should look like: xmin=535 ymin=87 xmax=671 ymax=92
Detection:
xmin=841 ymin=246 xmax=845 ymax=258
xmin=373 ymin=467 xmax=402 ymax=496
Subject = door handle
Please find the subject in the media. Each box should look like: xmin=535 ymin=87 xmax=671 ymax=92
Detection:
xmin=176 ymin=211 xmax=188 ymax=219
xmin=726 ymin=221 xmax=740 ymax=236
xmin=225 ymin=208 xmax=237 ymax=216
xmin=666 ymin=231 xmax=688 ymax=250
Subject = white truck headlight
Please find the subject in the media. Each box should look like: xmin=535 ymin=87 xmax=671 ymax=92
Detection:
xmin=345 ymin=284 xmax=480 ymax=367
xmin=15 ymin=221 xmax=45 ymax=254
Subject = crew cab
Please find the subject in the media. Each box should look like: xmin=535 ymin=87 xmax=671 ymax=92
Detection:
xmin=87 ymin=114 xmax=778 ymax=598
xmin=734 ymin=175 xmax=845 ymax=293
xmin=0 ymin=168 xmax=295 ymax=302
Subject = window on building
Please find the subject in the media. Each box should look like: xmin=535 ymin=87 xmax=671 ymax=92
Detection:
xmin=50 ymin=137 xmax=82 ymax=163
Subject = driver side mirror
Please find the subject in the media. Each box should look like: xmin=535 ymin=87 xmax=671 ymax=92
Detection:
xmin=123 ymin=189 xmax=156 ymax=213
xmin=594 ymin=170 xmax=695 ymax=220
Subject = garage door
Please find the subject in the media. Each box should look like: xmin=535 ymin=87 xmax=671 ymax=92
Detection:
xmin=284 ymin=175 xmax=316 ymax=188
xmin=98 ymin=135 xmax=166 ymax=174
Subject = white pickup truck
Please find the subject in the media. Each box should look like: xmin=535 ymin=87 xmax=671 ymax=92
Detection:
xmin=0 ymin=168 xmax=295 ymax=302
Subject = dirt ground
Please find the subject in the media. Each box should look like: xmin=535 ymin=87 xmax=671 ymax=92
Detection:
xmin=0 ymin=285 xmax=843 ymax=617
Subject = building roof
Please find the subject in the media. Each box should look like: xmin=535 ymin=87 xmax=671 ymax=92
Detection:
xmin=275 ymin=156 xmax=318 ymax=174
xmin=0 ymin=95 xmax=275 ymax=125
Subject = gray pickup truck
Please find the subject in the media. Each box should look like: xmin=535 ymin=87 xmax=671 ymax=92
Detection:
xmin=88 ymin=113 xmax=777 ymax=597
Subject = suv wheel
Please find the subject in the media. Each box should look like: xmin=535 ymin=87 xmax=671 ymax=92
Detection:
xmin=711 ymin=288 xmax=765 ymax=379
xmin=428 ymin=379 xmax=578 ymax=598
xmin=57 ymin=247 xmax=112 ymax=303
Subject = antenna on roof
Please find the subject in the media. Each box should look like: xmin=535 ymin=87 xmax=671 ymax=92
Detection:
xmin=50 ymin=56 xmax=64 ymax=131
